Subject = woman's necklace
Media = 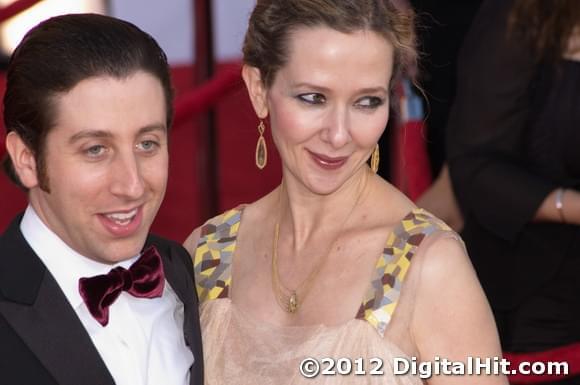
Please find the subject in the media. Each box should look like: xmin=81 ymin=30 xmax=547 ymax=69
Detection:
xmin=271 ymin=177 xmax=367 ymax=314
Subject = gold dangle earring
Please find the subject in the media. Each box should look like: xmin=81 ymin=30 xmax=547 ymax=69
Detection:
xmin=255 ymin=120 xmax=268 ymax=170
xmin=370 ymin=144 xmax=380 ymax=173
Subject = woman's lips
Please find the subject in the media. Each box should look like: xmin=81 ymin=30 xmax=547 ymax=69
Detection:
xmin=308 ymin=150 xmax=348 ymax=170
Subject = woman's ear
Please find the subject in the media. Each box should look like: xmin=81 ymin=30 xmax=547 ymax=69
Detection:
xmin=5 ymin=131 xmax=40 ymax=189
xmin=242 ymin=65 xmax=269 ymax=119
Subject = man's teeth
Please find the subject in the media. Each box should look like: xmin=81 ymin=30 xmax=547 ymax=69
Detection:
xmin=105 ymin=209 xmax=138 ymax=224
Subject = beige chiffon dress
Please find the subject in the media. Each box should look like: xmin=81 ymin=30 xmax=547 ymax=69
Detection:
xmin=193 ymin=207 xmax=455 ymax=384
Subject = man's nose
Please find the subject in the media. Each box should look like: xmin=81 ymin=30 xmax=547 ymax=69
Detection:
xmin=109 ymin=151 xmax=146 ymax=200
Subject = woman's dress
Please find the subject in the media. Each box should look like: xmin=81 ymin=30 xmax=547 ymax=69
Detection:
xmin=193 ymin=208 xmax=455 ymax=384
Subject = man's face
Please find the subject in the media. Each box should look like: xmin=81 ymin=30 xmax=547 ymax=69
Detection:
xmin=28 ymin=71 xmax=169 ymax=264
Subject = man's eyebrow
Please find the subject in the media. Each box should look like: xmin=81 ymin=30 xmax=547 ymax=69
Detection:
xmin=138 ymin=124 xmax=167 ymax=135
xmin=68 ymin=130 xmax=112 ymax=144
xmin=68 ymin=124 xmax=167 ymax=144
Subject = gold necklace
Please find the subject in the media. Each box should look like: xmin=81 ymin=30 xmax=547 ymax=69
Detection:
xmin=271 ymin=176 xmax=367 ymax=314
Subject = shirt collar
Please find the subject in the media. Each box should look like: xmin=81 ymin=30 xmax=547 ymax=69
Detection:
xmin=20 ymin=205 xmax=140 ymax=309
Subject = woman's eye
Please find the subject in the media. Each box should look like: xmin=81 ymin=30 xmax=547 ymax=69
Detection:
xmin=356 ymin=96 xmax=385 ymax=109
xmin=298 ymin=93 xmax=326 ymax=105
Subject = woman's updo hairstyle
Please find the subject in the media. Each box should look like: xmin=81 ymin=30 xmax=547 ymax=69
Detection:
xmin=243 ymin=0 xmax=417 ymax=89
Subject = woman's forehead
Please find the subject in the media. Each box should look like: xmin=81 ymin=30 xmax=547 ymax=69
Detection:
xmin=275 ymin=26 xmax=394 ymax=89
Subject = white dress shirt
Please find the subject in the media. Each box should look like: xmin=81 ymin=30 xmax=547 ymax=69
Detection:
xmin=20 ymin=205 xmax=194 ymax=385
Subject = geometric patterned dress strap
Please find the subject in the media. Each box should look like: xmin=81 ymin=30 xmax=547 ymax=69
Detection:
xmin=356 ymin=208 xmax=451 ymax=337
xmin=193 ymin=207 xmax=243 ymax=303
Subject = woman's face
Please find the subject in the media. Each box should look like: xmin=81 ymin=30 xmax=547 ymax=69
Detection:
xmin=244 ymin=26 xmax=394 ymax=195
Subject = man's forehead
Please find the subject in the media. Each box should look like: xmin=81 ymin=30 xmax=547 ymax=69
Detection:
xmin=67 ymin=124 xmax=167 ymax=144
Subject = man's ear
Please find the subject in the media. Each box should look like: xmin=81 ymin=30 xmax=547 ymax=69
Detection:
xmin=5 ymin=131 xmax=39 ymax=189
xmin=242 ymin=65 xmax=269 ymax=119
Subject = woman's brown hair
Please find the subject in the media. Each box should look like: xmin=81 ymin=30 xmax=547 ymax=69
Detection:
xmin=243 ymin=0 xmax=417 ymax=89
xmin=508 ymin=0 xmax=580 ymax=61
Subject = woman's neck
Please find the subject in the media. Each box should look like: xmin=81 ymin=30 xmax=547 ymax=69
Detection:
xmin=276 ymin=166 xmax=372 ymax=253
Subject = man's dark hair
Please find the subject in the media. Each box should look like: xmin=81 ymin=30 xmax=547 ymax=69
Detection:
xmin=2 ymin=13 xmax=174 ymax=190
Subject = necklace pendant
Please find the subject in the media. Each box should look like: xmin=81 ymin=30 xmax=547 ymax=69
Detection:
xmin=288 ymin=292 xmax=298 ymax=313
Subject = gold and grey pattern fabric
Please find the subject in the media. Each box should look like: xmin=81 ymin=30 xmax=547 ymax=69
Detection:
xmin=356 ymin=209 xmax=451 ymax=336
xmin=194 ymin=207 xmax=451 ymax=335
xmin=194 ymin=208 xmax=241 ymax=302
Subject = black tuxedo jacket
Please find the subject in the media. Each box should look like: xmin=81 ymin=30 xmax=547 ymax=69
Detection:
xmin=0 ymin=214 xmax=204 ymax=385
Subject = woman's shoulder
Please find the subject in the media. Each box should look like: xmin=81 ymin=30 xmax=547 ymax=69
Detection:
xmin=394 ymin=206 xmax=466 ymax=272
xmin=183 ymin=188 xmax=278 ymax=256
xmin=409 ymin=222 xmax=504 ymax=379
xmin=371 ymin=177 xmax=455 ymax=232
xmin=355 ymin=187 xmax=463 ymax=338
xmin=404 ymin=210 xmax=474 ymax=306
xmin=369 ymin=178 xmax=464 ymax=262
xmin=183 ymin=206 xmax=246 ymax=256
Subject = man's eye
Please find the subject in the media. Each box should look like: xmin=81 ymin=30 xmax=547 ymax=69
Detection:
xmin=356 ymin=96 xmax=385 ymax=109
xmin=137 ymin=140 xmax=159 ymax=152
xmin=85 ymin=145 xmax=106 ymax=157
xmin=298 ymin=93 xmax=326 ymax=105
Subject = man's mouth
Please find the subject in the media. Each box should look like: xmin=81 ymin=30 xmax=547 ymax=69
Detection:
xmin=104 ymin=208 xmax=138 ymax=226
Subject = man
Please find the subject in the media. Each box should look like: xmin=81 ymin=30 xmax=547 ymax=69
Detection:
xmin=0 ymin=14 xmax=203 ymax=385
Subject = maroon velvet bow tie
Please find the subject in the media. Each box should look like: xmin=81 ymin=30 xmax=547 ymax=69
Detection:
xmin=78 ymin=245 xmax=165 ymax=327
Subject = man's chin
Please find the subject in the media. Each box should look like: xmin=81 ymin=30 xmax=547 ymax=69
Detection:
xmin=90 ymin=238 xmax=148 ymax=264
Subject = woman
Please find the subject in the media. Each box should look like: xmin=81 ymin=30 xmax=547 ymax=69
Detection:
xmin=185 ymin=1 xmax=506 ymax=384
xmin=447 ymin=0 xmax=580 ymax=378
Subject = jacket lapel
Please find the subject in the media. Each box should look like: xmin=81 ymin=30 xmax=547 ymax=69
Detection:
xmin=0 ymin=216 xmax=115 ymax=385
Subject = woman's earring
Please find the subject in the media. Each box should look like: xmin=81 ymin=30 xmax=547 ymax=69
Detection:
xmin=370 ymin=144 xmax=380 ymax=173
xmin=255 ymin=120 xmax=267 ymax=170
